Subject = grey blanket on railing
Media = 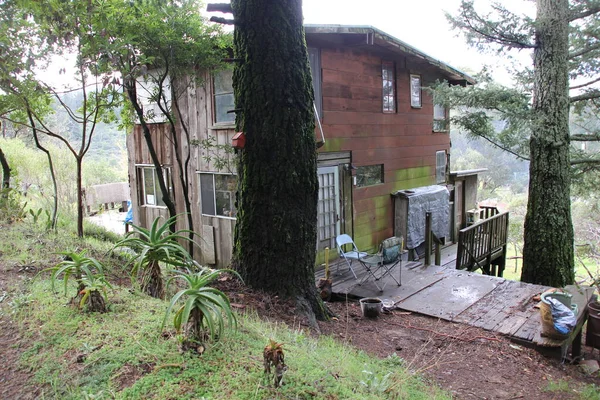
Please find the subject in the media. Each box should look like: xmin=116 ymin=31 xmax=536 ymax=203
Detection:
xmin=396 ymin=185 xmax=449 ymax=249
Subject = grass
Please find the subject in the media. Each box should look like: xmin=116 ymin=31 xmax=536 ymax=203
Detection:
xmin=0 ymin=220 xmax=451 ymax=399
xmin=544 ymin=379 xmax=600 ymax=400
xmin=13 ymin=280 xmax=450 ymax=400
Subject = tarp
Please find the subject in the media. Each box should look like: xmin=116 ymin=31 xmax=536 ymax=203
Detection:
xmin=393 ymin=185 xmax=449 ymax=249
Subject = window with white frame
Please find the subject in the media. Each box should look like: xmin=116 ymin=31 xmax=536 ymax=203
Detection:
xmin=433 ymin=104 xmax=449 ymax=132
xmin=138 ymin=166 xmax=171 ymax=207
xmin=213 ymin=69 xmax=235 ymax=124
xmin=410 ymin=74 xmax=422 ymax=108
xmin=382 ymin=62 xmax=396 ymax=113
xmin=199 ymin=173 xmax=237 ymax=218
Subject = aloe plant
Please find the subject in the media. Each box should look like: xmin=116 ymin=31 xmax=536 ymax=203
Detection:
xmin=162 ymin=268 xmax=239 ymax=347
xmin=42 ymin=250 xmax=111 ymax=312
xmin=78 ymin=271 xmax=113 ymax=313
xmin=114 ymin=215 xmax=196 ymax=299
xmin=43 ymin=250 xmax=105 ymax=298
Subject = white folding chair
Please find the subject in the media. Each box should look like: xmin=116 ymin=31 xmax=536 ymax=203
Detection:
xmin=335 ymin=234 xmax=367 ymax=279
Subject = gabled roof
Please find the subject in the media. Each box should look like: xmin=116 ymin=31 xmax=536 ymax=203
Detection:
xmin=304 ymin=24 xmax=475 ymax=86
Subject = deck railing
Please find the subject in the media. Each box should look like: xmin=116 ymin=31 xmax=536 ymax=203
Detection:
xmin=456 ymin=211 xmax=509 ymax=276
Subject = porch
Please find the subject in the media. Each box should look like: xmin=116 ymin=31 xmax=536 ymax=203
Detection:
xmin=315 ymin=256 xmax=595 ymax=359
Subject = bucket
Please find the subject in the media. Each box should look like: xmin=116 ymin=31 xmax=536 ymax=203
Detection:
xmin=359 ymin=297 xmax=382 ymax=318
xmin=539 ymin=290 xmax=575 ymax=339
xmin=586 ymin=301 xmax=600 ymax=349
xmin=541 ymin=291 xmax=572 ymax=308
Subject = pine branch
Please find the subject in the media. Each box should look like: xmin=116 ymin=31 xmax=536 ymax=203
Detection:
xmin=568 ymin=42 xmax=600 ymax=59
xmin=570 ymin=76 xmax=600 ymax=90
xmin=471 ymin=131 xmax=530 ymax=161
xmin=570 ymin=90 xmax=600 ymax=103
xmin=448 ymin=1 xmax=535 ymax=50
xmin=571 ymin=158 xmax=600 ymax=165
xmin=569 ymin=4 xmax=600 ymax=21
xmin=571 ymin=133 xmax=600 ymax=141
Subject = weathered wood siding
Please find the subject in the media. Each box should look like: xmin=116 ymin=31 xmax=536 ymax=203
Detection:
xmin=318 ymin=47 xmax=451 ymax=251
xmin=128 ymin=44 xmax=455 ymax=266
xmin=128 ymin=74 xmax=237 ymax=267
xmin=128 ymin=124 xmax=172 ymax=230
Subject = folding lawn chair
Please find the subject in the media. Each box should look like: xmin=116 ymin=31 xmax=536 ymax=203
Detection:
xmin=358 ymin=236 xmax=404 ymax=292
xmin=335 ymin=234 xmax=367 ymax=279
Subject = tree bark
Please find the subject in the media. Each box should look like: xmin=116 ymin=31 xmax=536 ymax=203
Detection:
xmin=231 ymin=0 xmax=328 ymax=320
xmin=0 ymin=146 xmax=10 ymax=191
xmin=521 ymin=0 xmax=574 ymax=287
xmin=76 ymin=157 xmax=84 ymax=237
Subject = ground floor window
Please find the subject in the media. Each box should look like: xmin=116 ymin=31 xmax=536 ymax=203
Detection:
xmin=199 ymin=173 xmax=237 ymax=218
xmin=356 ymin=164 xmax=384 ymax=187
xmin=137 ymin=166 xmax=171 ymax=207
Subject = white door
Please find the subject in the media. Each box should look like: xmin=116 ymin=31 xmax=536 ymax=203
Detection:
xmin=317 ymin=166 xmax=340 ymax=249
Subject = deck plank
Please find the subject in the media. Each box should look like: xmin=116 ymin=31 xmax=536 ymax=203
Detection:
xmin=396 ymin=270 xmax=502 ymax=321
xmin=317 ymin=256 xmax=595 ymax=357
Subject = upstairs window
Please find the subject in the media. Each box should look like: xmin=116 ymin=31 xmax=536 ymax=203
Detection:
xmin=138 ymin=166 xmax=171 ymax=207
xmin=436 ymin=151 xmax=447 ymax=184
xmin=382 ymin=62 xmax=396 ymax=113
xmin=410 ymin=74 xmax=422 ymax=108
xmin=199 ymin=173 xmax=237 ymax=218
xmin=356 ymin=164 xmax=384 ymax=187
xmin=433 ymin=104 xmax=449 ymax=132
xmin=308 ymin=47 xmax=322 ymax=119
xmin=213 ymin=70 xmax=235 ymax=124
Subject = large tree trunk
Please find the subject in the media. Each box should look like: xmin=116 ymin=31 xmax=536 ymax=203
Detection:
xmin=231 ymin=0 xmax=328 ymax=320
xmin=521 ymin=0 xmax=574 ymax=287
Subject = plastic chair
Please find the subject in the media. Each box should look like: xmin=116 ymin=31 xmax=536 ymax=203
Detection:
xmin=358 ymin=236 xmax=404 ymax=291
xmin=335 ymin=234 xmax=367 ymax=279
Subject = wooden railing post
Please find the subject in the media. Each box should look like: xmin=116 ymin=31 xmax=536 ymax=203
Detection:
xmin=425 ymin=212 xmax=432 ymax=266
xmin=434 ymin=235 xmax=441 ymax=266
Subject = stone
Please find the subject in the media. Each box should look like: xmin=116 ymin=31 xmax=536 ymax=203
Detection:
xmin=579 ymin=359 xmax=599 ymax=375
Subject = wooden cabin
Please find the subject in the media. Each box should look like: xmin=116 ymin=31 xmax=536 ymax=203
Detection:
xmin=127 ymin=24 xmax=475 ymax=268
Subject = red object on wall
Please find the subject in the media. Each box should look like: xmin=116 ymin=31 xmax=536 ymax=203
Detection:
xmin=232 ymin=132 xmax=246 ymax=149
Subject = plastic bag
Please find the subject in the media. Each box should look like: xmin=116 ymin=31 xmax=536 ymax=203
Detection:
xmin=548 ymin=298 xmax=576 ymax=335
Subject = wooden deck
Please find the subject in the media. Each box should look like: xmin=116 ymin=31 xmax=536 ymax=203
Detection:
xmin=316 ymin=257 xmax=595 ymax=357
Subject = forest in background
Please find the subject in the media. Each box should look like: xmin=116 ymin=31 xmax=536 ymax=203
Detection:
xmin=1 ymin=88 xmax=127 ymax=216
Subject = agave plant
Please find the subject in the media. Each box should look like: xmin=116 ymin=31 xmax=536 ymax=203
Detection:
xmin=43 ymin=250 xmax=105 ymax=299
xmin=162 ymin=268 xmax=239 ymax=348
xmin=78 ymin=270 xmax=113 ymax=313
xmin=41 ymin=250 xmax=111 ymax=312
xmin=114 ymin=215 xmax=196 ymax=299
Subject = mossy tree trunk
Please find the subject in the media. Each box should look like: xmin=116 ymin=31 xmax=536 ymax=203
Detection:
xmin=231 ymin=0 xmax=327 ymax=320
xmin=521 ymin=0 xmax=574 ymax=287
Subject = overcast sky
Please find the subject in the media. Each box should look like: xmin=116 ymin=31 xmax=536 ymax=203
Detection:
xmin=301 ymin=0 xmax=536 ymax=84
xmin=44 ymin=0 xmax=535 ymax=89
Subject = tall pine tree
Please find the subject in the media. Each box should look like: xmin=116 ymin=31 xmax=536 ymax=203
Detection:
xmin=230 ymin=0 xmax=327 ymax=320
xmin=441 ymin=0 xmax=600 ymax=287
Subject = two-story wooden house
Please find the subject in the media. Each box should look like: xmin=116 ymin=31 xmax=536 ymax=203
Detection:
xmin=127 ymin=24 xmax=475 ymax=267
